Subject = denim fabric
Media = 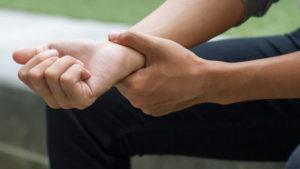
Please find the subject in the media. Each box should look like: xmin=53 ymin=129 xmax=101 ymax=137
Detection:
xmin=47 ymin=29 xmax=300 ymax=169
xmin=286 ymin=144 xmax=300 ymax=169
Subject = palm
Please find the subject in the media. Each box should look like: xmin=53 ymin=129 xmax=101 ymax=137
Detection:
xmin=48 ymin=40 xmax=144 ymax=101
xmin=13 ymin=39 xmax=144 ymax=108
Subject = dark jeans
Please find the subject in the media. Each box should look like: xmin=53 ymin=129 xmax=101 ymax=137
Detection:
xmin=287 ymin=144 xmax=300 ymax=169
xmin=47 ymin=29 xmax=300 ymax=169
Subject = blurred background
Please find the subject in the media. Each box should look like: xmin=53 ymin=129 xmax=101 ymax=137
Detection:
xmin=0 ymin=0 xmax=299 ymax=169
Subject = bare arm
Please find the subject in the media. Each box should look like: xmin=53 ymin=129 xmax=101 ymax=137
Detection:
xmin=108 ymin=0 xmax=246 ymax=73
xmin=211 ymin=51 xmax=300 ymax=104
xmin=109 ymin=31 xmax=300 ymax=116
xmin=130 ymin=0 xmax=245 ymax=48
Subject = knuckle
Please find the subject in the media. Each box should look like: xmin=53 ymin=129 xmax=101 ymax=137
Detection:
xmin=34 ymin=85 xmax=45 ymax=93
xmin=18 ymin=70 xmax=27 ymax=80
xmin=28 ymin=69 xmax=42 ymax=80
xmin=45 ymin=69 xmax=57 ymax=80
xmin=60 ymin=74 xmax=73 ymax=84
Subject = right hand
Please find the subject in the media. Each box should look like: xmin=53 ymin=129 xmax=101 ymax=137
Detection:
xmin=13 ymin=40 xmax=145 ymax=109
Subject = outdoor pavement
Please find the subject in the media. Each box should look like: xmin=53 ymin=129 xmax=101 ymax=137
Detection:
xmin=0 ymin=9 xmax=129 ymax=90
xmin=0 ymin=9 xmax=285 ymax=169
xmin=0 ymin=9 xmax=130 ymax=169
xmin=0 ymin=9 xmax=227 ymax=90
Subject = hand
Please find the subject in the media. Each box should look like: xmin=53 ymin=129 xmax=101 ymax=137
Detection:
xmin=13 ymin=40 xmax=145 ymax=109
xmin=109 ymin=31 xmax=221 ymax=116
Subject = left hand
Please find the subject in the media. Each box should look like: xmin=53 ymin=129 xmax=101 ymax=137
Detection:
xmin=13 ymin=40 xmax=145 ymax=109
xmin=109 ymin=31 xmax=220 ymax=116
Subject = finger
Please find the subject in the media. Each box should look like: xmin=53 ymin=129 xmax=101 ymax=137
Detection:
xmin=108 ymin=31 xmax=160 ymax=56
xmin=115 ymin=67 xmax=149 ymax=94
xmin=45 ymin=56 xmax=84 ymax=109
xmin=13 ymin=45 xmax=50 ymax=64
xmin=28 ymin=57 xmax=60 ymax=109
xmin=18 ymin=49 xmax=59 ymax=90
xmin=60 ymin=64 xmax=92 ymax=109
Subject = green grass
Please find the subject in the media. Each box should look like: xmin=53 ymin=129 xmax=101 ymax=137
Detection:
xmin=225 ymin=0 xmax=300 ymax=37
xmin=0 ymin=0 xmax=164 ymax=24
xmin=0 ymin=0 xmax=299 ymax=37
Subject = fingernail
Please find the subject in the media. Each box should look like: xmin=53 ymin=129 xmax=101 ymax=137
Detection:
xmin=109 ymin=31 xmax=121 ymax=42
xmin=46 ymin=49 xmax=58 ymax=56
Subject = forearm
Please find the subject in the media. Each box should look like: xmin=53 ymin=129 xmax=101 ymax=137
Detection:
xmin=117 ymin=0 xmax=245 ymax=76
xmin=207 ymin=51 xmax=300 ymax=104
xmin=130 ymin=0 xmax=245 ymax=48
xmin=110 ymin=0 xmax=245 ymax=87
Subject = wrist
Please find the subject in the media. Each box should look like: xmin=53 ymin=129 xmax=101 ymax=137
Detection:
xmin=195 ymin=59 xmax=247 ymax=105
xmin=100 ymin=40 xmax=146 ymax=83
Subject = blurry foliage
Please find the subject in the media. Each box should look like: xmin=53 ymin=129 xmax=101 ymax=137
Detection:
xmin=0 ymin=0 xmax=163 ymax=24
xmin=226 ymin=0 xmax=300 ymax=37
xmin=0 ymin=0 xmax=299 ymax=37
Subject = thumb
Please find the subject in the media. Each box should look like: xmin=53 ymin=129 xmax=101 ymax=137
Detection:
xmin=12 ymin=46 xmax=49 ymax=64
xmin=108 ymin=31 xmax=160 ymax=56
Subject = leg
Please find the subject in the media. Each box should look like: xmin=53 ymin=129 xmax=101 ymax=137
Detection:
xmin=47 ymin=29 xmax=300 ymax=169
xmin=286 ymin=144 xmax=300 ymax=169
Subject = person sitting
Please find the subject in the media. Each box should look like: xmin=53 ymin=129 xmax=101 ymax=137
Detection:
xmin=13 ymin=0 xmax=300 ymax=168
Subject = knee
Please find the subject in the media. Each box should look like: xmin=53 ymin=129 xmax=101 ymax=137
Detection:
xmin=285 ymin=144 xmax=300 ymax=169
xmin=46 ymin=87 xmax=127 ymax=135
xmin=46 ymin=87 xmax=141 ymax=151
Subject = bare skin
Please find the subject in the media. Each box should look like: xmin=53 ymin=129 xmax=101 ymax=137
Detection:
xmin=13 ymin=0 xmax=245 ymax=111
xmin=109 ymin=31 xmax=215 ymax=116
xmin=130 ymin=0 xmax=245 ymax=47
xmin=13 ymin=40 xmax=144 ymax=109
xmin=109 ymin=31 xmax=300 ymax=116
xmin=13 ymin=0 xmax=300 ymax=116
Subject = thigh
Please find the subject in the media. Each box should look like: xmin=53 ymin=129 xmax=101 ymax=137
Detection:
xmin=286 ymin=144 xmax=300 ymax=169
xmin=191 ymin=29 xmax=300 ymax=120
xmin=47 ymin=30 xmax=300 ymax=169
xmin=191 ymin=29 xmax=300 ymax=62
xmin=47 ymin=92 xmax=300 ymax=166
